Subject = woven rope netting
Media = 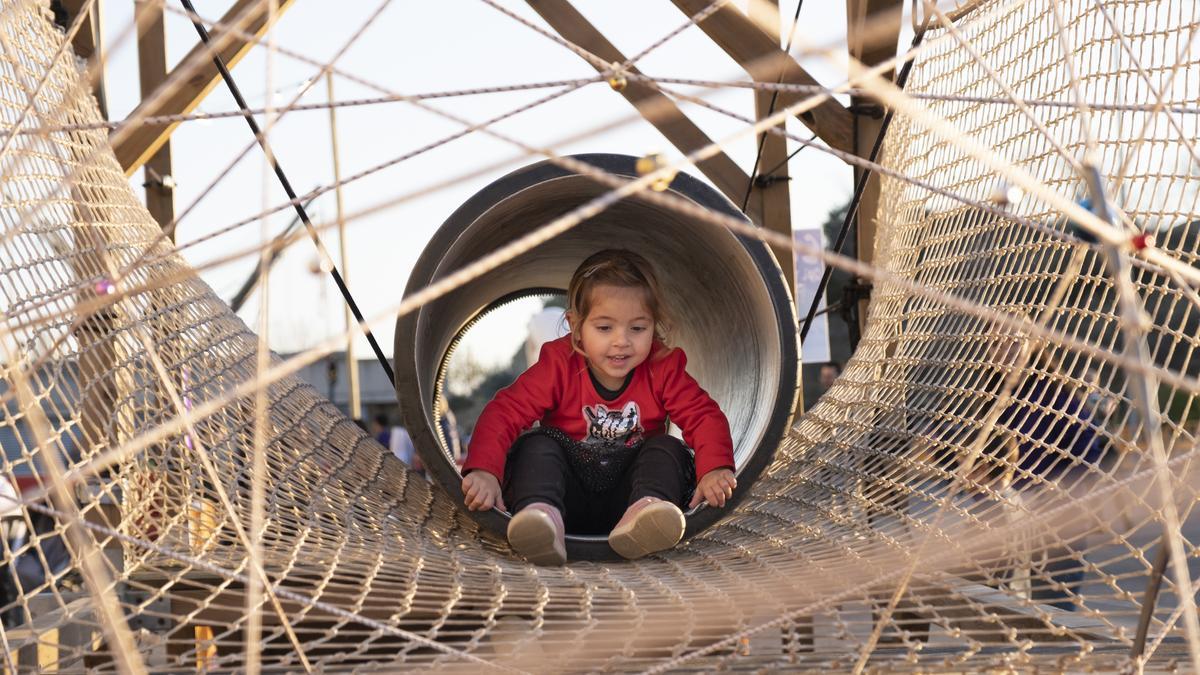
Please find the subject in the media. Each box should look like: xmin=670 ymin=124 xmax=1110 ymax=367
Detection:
xmin=2 ymin=0 xmax=1200 ymax=671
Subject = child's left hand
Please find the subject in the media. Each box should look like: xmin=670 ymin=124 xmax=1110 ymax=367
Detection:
xmin=690 ymin=468 xmax=737 ymax=508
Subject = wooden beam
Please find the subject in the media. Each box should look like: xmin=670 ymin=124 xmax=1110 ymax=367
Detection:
xmin=135 ymin=0 xmax=175 ymax=232
xmin=750 ymin=0 xmax=808 ymax=488
xmin=747 ymin=0 xmax=794 ymax=293
xmin=846 ymin=0 xmax=902 ymax=332
xmin=848 ymin=0 xmax=904 ymax=77
xmin=670 ymin=0 xmax=855 ymax=156
xmin=113 ymin=0 xmax=295 ymax=176
xmin=55 ymin=0 xmax=107 ymax=118
xmin=526 ymin=0 xmax=759 ymax=221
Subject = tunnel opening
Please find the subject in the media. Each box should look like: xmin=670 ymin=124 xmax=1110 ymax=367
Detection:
xmin=394 ymin=154 xmax=798 ymax=560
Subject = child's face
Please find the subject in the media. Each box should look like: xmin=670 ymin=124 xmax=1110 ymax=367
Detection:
xmin=575 ymin=284 xmax=655 ymax=390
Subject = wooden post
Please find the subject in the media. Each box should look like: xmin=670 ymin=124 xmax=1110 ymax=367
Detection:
xmin=55 ymin=0 xmax=107 ymax=118
xmin=135 ymin=0 xmax=175 ymax=232
xmin=327 ymin=73 xmax=361 ymax=421
xmin=669 ymin=0 xmax=856 ymax=155
xmin=747 ymin=0 xmax=794 ymax=293
xmin=846 ymin=0 xmax=902 ymax=334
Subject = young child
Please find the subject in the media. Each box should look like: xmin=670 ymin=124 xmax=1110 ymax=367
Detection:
xmin=460 ymin=249 xmax=737 ymax=565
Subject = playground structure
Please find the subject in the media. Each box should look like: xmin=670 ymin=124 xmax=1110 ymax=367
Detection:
xmin=1 ymin=0 xmax=1200 ymax=672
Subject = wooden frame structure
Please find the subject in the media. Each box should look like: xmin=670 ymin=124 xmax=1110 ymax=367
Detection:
xmin=65 ymin=0 xmax=901 ymax=487
xmin=77 ymin=0 xmax=898 ymax=315
xmin=114 ymin=0 xmax=295 ymax=176
xmin=135 ymin=0 xmax=174 ymax=230
xmin=528 ymin=0 xmax=901 ymax=315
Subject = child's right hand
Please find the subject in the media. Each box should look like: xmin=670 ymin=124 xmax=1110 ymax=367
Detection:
xmin=462 ymin=470 xmax=506 ymax=512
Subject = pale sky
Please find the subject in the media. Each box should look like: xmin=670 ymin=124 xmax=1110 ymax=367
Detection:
xmin=96 ymin=1 xmax=905 ymax=367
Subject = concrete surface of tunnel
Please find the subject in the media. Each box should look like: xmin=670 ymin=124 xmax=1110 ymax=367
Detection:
xmin=394 ymin=153 xmax=798 ymax=560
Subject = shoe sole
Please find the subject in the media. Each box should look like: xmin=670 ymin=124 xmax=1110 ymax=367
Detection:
xmin=608 ymin=501 xmax=685 ymax=559
xmin=507 ymin=509 xmax=566 ymax=566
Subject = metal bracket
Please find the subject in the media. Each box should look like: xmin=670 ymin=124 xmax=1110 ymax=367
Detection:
xmin=848 ymin=102 xmax=885 ymax=119
xmin=753 ymin=173 xmax=792 ymax=189
xmin=143 ymin=167 xmax=177 ymax=191
xmin=843 ymin=279 xmax=873 ymax=305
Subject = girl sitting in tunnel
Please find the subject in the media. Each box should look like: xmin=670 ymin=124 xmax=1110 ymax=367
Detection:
xmin=459 ymin=248 xmax=737 ymax=565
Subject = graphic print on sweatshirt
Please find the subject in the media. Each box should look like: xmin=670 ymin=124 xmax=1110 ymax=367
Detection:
xmin=582 ymin=401 xmax=644 ymax=448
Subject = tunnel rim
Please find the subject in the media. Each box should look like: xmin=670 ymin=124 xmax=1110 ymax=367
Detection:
xmin=394 ymin=153 xmax=798 ymax=560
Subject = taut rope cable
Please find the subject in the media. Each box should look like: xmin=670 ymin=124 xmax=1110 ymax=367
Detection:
xmin=0 ymin=495 xmax=525 ymax=672
xmin=67 ymin=0 xmax=971 ymax=326
xmin=180 ymin=0 xmax=395 ymax=387
xmin=0 ymin=0 xmax=291 ymax=277
xmin=23 ymin=52 xmax=1200 ymax=139
xmin=9 ymin=49 xmax=1195 ymax=418
xmin=638 ymin=77 xmax=1200 ymax=116
xmin=7 ymin=11 xmax=1194 ymax=421
xmin=145 ymin=0 xmax=395 ymax=261
xmin=11 ymin=79 xmax=604 ymax=135
xmin=27 ymin=139 xmax=1200 ymax=517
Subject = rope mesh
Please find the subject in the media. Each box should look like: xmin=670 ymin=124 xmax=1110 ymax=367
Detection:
xmin=0 ymin=0 xmax=1198 ymax=671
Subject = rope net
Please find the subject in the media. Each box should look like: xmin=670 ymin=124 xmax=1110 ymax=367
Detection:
xmin=0 ymin=0 xmax=1198 ymax=671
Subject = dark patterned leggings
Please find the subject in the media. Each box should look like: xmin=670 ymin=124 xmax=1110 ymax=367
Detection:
xmin=503 ymin=432 xmax=695 ymax=535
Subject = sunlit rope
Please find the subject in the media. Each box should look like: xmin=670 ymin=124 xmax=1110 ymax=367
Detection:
xmin=0 ymin=493 xmax=524 ymax=672
xmin=0 ymin=0 xmax=736 ymax=336
xmin=4 ymin=71 xmax=1196 ymax=458
xmin=11 ymin=0 xmax=910 ymax=318
xmin=0 ymin=0 xmax=95 ymax=163
xmin=0 ymin=0 xmax=295 ymax=268
xmin=1095 ymin=3 xmax=1200 ymax=193
xmin=642 ymin=442 xmax=1200 ymax=673
xmin=28 ymin=129 xmax=1200 ymax=517
xmin=10 ymin=80 xmax=603 ymax=136
xmin=128 ymin=0 xmax=401 ymax=275
xmin=2 ymin=1 xmax=1200 ymax=667
xmin=643 ymin=77 xmax=1200 ymax=116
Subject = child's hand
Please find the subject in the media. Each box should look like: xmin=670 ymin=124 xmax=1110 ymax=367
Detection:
xmin=690 ymin=468 xmax=737 ymax=508
xmin=462 ymin=470 xmax=506 ymax=512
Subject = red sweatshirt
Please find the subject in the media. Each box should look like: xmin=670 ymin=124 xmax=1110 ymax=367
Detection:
xmin=462 ymin=336 xmax=734 ymax=481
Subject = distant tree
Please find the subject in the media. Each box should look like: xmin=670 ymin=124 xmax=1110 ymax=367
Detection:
xmin=801 ymin=199 xmax=855 ymax=410
xmin=821 ymin=200 xmax=852 ymax=250
xmin=446 ymin=344 xmax=526 ymax=436
xmin=818 ymin=199 xmax=856 ymax=364
xmin=820 ymin=200 xmax=855 ymax=337
xmin=446 ymin=347 xmax=490 ymax=397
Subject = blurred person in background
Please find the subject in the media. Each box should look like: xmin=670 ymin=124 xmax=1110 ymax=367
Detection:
xmin=371 ymin=413 xmax=391 ymax=447
xmin=818 ymin=361 xmax=842 ymax=394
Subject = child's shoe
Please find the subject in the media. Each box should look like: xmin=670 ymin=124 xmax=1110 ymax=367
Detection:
xmin=608 ymin=497 xmax=685 ymax=559
xmin=507 ymin=503 xmax=566 ymax=566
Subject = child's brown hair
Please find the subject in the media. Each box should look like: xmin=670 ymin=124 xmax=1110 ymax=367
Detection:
xmin=566 ymin=249 xmax=672 ymax=353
